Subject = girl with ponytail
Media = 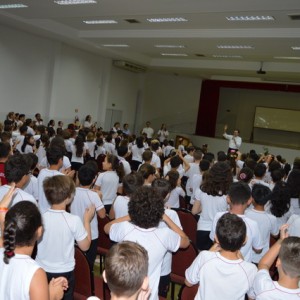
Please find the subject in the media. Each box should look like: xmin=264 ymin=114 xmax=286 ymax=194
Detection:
xmin=0 ymin=185 xmax=68 ymax=299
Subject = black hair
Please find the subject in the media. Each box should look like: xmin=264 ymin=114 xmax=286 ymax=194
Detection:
xmin=217 ymin=151 xmax=227 ymax=162
xmin=128 ymin=186 xmax=164 ymax=228
xmin=21 ymin=134 xmax=34 ymax=153
xmin=4 ymin=154 xmax=30 ymax=183
xmin=78 ymin=164 xmax=97 ymax=186
xmin=166 ymin=170 xmax=180 ymax=190
xmin=117 ymin=146 xmax=128 ymax=158
xmin=216 ymin=213 xmax=246 ymax=252
xmin=269 ymin=181 xmax=291 ymax=218
xmin=0 ymin=142 xmax=11 ymax=159
xmin=202 ymin=152 xmax=215 ymax=163
xmin=24 ymin=153 xmax=38 ymax=171
xmin=237 ymin=167 xmax=254 ymax=184
xmin=3 ymin=201 xmax=42 ymax=264
xmin=271 ymin=169 xmax=284 ymax=183
xmin=46 ymin=146 xmax=64 ymax=165
xmin=75 ymin=135 xmax=84 ymax=157
xmin=254 ymin=163 xmax=267 ymax=178
xmin=142 ymin=150 xmax=153 ymax=162
xmin=252 ymin=184 xmax=272 ymax=206
xmin=136 ymin=136 xmax=144 ymax=149
xmin=244 ymin=158 xmax=257 ymax=171
xmin=170 ymin=155 xmax=182 ymax=169
xmin=152 ymin=178 xmax=171 ymax=199
xmin=122 ymin=173 xmax=144 ymax=196
xmin=106 ymin=154 xmax=125 ymax=182
xmin=268 ymin=161 xmax=281 ymax=173
xmin=138 ymin=163 xmax=156 ymax=180
xmin=150 ymin=141 xmax=160 ymax=151
xmin=199 ymin=159 xmax=210 ymax=172
xmin=228 ymin=181 xmax=251 ymax=205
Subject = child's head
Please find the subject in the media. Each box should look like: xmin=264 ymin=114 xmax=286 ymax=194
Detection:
xmin=117 ymin=146 xmax=128 ymax=158
xmin=0 ymin=142 xmax=11 ymax=159
xmin=166 ymin=170 xmax=180 ymax=190
xmin=5 ymin=154 xmax=30 ymax=185
xmin=43 ymin=175 xmax=75 ymax=205
xmin=78 ymin=164 xmax=97 ymax=186
xmin=199 ymin=159 xmax=210 ymax=172
xmin=128 ymin=186 xmax=164 ymax=229
xmin=152 ymin=178 xmax=171 ymax=200
xmin=237 ymin=167 xmax=254 ymax=184
xmin=150 ymin=140 xmax=160 ymax=151
xmin=104 ymin=241 xmax=148 ymax=298
xmin=138 ymin=163 xmax=156 ymax=183
xmin=103 ymin=154 xmax=125 ymax=181
xmin=254 ymin=163 xmax=267 ymax=178
xmin=269 ymin=181 xmax=291 ymax=218
xmin=251 ymin=184 xmax=272 ymax=206
xmin=193 ymin=149 xmax=202 ymax=161
xmin=86 ymin=131 xmax=95 ymax=142
xmin=228 ymin=181 xmax=251 ymax=206
xmin=216 ymin=213 xmax=246 ymax=252
xmin=217 ymin=151 xmax=227 ymax=162
xmin=170 ymin=155 xmax=182 ymax=169
xmin=142 ymin=150 xmax=153 ymax=162
xmin=3 ymin=201 xmax=42 ymax=264
xmin=122 ymin=173 xmax=144 ymax=196
xmin=271 ymin=169 xmax=284 ymax=183
xmin=46 ymin=146 xmax=64 ymax=166
xmin=278 ymin=237 xmax=300 ymax=278
xmin=24 ymin=153 xmax=38 ymax=171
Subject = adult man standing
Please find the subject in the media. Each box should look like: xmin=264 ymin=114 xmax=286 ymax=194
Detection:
xmin=141 ymin=121 xmax=154 ymax=139
xmin=223 ymin=124 xmax=242 ymax=153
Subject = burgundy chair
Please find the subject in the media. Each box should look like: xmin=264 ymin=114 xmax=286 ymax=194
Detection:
xmin=170 ymin=241 xmax=198 ymax=300
xmin=97 ymin=215 xmax=112 ymax=273
xmin=178 ymin=284 xmax=199 ymax=300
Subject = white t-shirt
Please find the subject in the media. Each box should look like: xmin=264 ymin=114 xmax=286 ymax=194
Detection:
xmin=245 ymin=208 xmax=279 ymax=263
xmin=151 ymin=151 xmax=161 ymax=169
xmin=250 ymin=179 xmax=271 ymax=189
xmin=70 ymin=187 xmax=104 ymax=240
xmin=253 ymin=269 xmax=300 ymax=299
xmin=110 ymin=221 xmax=180 ymax=300
xmin=157 ymin=129 xmax=169 ymax=143
xmin=131 ymin=145 xmax=144 ymax=162
xmin=23 ymin=174 xmax=39 ymax=201
xmin=113 ymin=195 xmax=130 ymax=219
xmin=37 ymin=169 xmax=64 ymax=213
xmin=64 ymin=139 xmax=73 ymax=153
xmin=0 ymin=248 xmax=41 ymax=300
xmin=191 ymin=174 xmax=203 ymax=204
xmin=0 ymin=185 xmax=37 ymax=208
xmin=194 ymin=189 xmax=228 ymax=231
xmin=165 ymin=187 xmax=185 ymax=208
xmin=184 ymin=154 xmax=194 ymax=164
xmin=36 ymin=145 xmax=46 ymax=166
xmin=185 ymin=163 xmax=200 ymax=196
xmin=287 ymin=214 xmax=300 ymax=237
xmin=265 ymin=201 xmax=295 ymax=228
xmin=103 ymin=142 xmax=116 ymax=155
xmin=71 ymin=144 xmax=86 ymax=164
xmin=118 ymin=156 xmax=131 ymax=175
xmin=210 ymin=212 xmax=263 ymax=262
xmin=163 ymin=145 xmax=175 ymax=158
xmin=185 ymin=251 xmax=257 ymax=300
xmin=94 ymin=146 xmax=106 ymax=159
xmin=95 ymin=171 xmax=119 ymax=205
xmin=223 ymin=133 xmax=242 ymax=150
xmin=142 ymin=127 xmax=154 ymax=139
xmin=15 ymin=135 xmax=25 ymax=153
xmin=290 ymin=198 xmax=300 ymax=215
xmin=39 ymin=156 xmax=71 ymax=172
xmin=85 ymin=141 xmax=96 ymax=158
xmin=36 ymin=209 xmax=87 ymax=273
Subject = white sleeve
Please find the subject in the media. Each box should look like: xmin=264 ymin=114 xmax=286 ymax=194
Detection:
xmin=95 ymin=173 xmax=104 ymax=187
xmin=253 ymin=269 xmax=274 ymax=298
xmin=63 ymin=156 xmax=71 ymax=169
xmin=185 ymin=252 xmax=203 ymax=285
xmin=73 ymin=215 xmax=88 ymax=242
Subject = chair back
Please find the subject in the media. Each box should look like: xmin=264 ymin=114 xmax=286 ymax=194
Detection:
xmin=74 ymin=246 xmax=94 ymax=298
xmin=172 ymin=208 xmax=197 ymax=245
xmin=97 ymin=215 xmax=112 ymax=253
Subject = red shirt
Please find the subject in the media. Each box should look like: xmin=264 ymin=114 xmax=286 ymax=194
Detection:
xmin=0 ymin=162 xmax=7 ymax=185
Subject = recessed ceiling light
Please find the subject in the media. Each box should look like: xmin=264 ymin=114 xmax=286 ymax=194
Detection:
xmin=274 ymin=56 xmax=300 ymax=60
xmin=291 ymin=46 xmax=300 ymax=50
xmin=161 ymin=53 xmax=188 ymax=56
xmin=102 ymin=44 xmax=129 ymax=47
xmin=0 ymin=3 xmax=27 ymax=9
xmin=213 ymin=55 xmax=243 ymax=58
xmin=147 ymin=17 xmax=187 ymax=23
xmin=83 ymin=20 xmax=117 ymax=24
xmin=217 ymin=45 xmax=254 ymax=49
xmin=54 ymin=0 xmax=96 ymax=5
xmin=155 ymin=45 xmax=185 ymax=48
xmin=226 ymin=16 xmax=274 ymax=21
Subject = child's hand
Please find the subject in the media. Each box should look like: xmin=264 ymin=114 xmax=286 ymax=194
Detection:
xmin=49 ymin=276 xmax=68 ymax=300
xmin=279 ymin=224 xmax=289 ymax=241
xmin=84 ymin=204 xmax=96 ymax=222
xmin=0 ymin=183 xmax=16 ymax=208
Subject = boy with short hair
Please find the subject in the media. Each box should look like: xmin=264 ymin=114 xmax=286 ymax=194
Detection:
xmin=36 ymin=175 xmax=95 ymax=300
xmin=185 ymin=213 xmax=257 ymax=300
xmin=245 ymin=184 xmax=279 ymax=264
xmin=103 ymin=241 xmax=150 ymax=300
xmin=209 ymin=181 xmax=263 ymax=262
xmin=104 ymin=186 xmax=189 ymax=300
xmin=253 ymin=225 xmax=300 ymax=299
xmin=70 ymin=164 xmax=106 ymax=269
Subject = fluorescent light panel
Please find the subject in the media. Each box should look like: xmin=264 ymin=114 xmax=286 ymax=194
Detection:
xmin=274 ymin=56 xmax=300 ymax=60
xmin=161 ymin=53 xmax=188 ymax=56
xmin=291 ymin=46 xmax=300 ymax=50
xmin=0 ymin=3 xmax=27 ymax=8
xmin=155 ymin=45 xmax=185 ymax=48
xmin=217 ymin=45 xmax=254 ymax=49
xmin=226 ymin=16 xmax=274 ymax=21
xmin=102 ymin=44 xmax=129 ymax=47
xmin=83 ymin=20 xmax=117 ymax=24
xmin=54 ymin=0 xmax=96 ymax=5
xmin=213 ymin=55 xmax=242 ymax=58
xmin=147 ymin=17 xmax=187 ymax=23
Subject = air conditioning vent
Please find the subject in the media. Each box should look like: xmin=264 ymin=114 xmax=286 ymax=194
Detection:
xmin=124 ymin=19 xmax=140 ymax=23
xmin=113 ymin=60 xmax=147 ymax=73
xmin=195 ymin=54 xmax=205 ymax=57
xmin=288 ymin=14 xmax=300 ymax=20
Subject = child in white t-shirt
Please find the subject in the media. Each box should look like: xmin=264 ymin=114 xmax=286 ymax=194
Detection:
xmin=253 ymin=225 xmax=300 ymax=299
xmin=185 ymin=213 xmax=257 ymax=300
xmin=165 ymin=170 xmax=185 ymax=208
xmin=36 ymin=175 xmax=95 ymax=300
xmin=245 ymin=184 xmax=279 ymax=263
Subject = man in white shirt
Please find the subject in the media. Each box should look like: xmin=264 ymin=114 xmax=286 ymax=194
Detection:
xmin=223 ymin=124 xmax=242 ymax=153
xmin=141 ymin=121 xmax=154 ymax=139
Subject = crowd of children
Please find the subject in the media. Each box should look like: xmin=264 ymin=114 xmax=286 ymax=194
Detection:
xmin=0 ymin=111 xmax=300 ymax=300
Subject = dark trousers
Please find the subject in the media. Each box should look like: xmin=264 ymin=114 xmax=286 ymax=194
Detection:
xmin=85 ymin=238 xmax=98 ymax=271
xmin=196 ymin=230 xmax=213 ymax=251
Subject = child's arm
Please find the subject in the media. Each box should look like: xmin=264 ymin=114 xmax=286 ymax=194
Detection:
xmin=162 ymin=213 xmax=190 ymax=248
xmin=191 ymin=200 xmax=201 ymax=215
xmin=178 ymin=151 xmax=190 ymax=172
xmin=258 ymin=224 xmax=289 ymax=271
xmin=109 ymin=205 xmax=115 ymax=220
xmin=104 ymin=215 xmax=131 ymax=234
xmin=77 ymin=204 xmax=95 ymax=251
